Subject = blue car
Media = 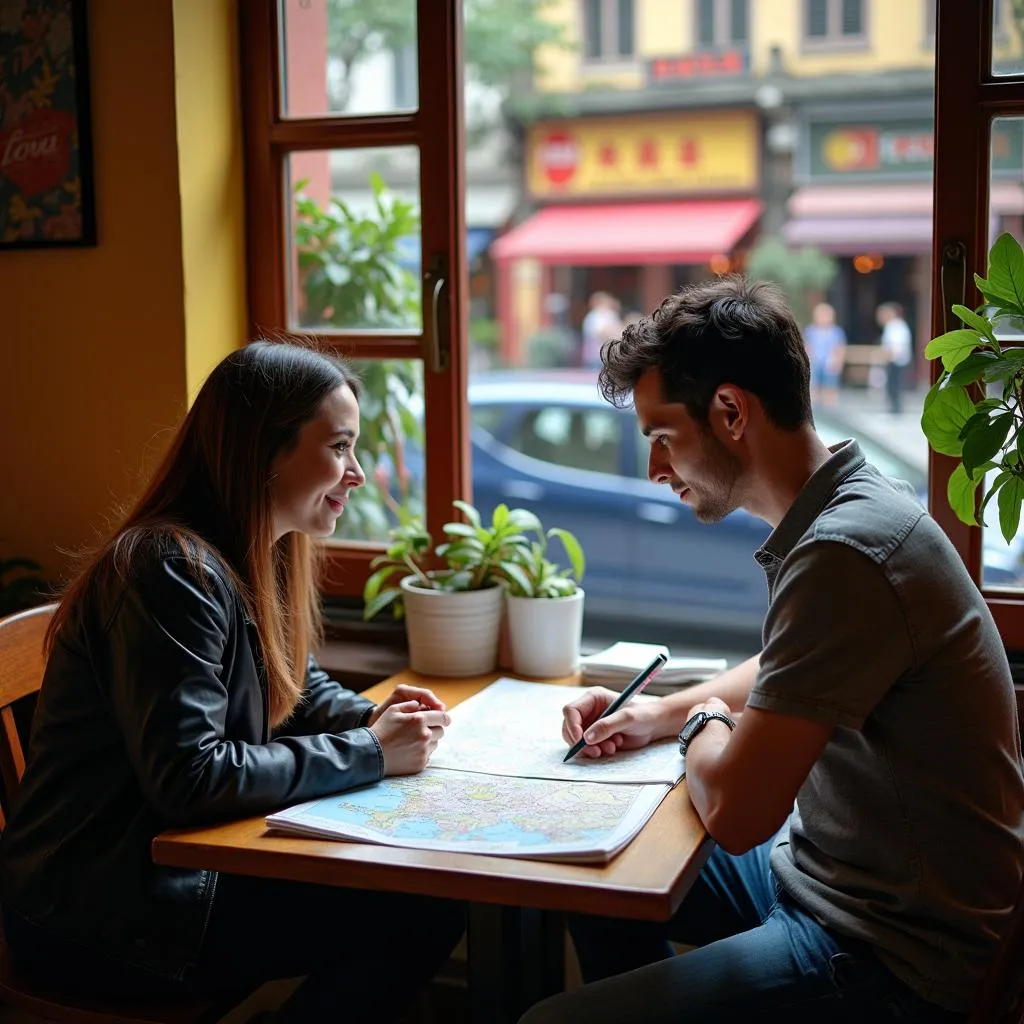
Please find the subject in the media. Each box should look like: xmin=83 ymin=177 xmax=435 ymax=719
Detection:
xmin=465 ymin=371 xmax=1023 ymax=646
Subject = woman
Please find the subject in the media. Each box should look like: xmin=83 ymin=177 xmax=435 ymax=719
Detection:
xmin=0 ymin=341 xmax=465 ymax=1021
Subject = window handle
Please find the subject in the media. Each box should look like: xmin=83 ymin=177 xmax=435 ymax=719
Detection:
xmin=940 ymin=240 xmax=967 ymax=333
xmin=424 ymin=254 xmax=450 ymax=373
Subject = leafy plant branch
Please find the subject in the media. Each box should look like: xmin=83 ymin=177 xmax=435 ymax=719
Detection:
xmin=922 ymin=232 xmax=1024 ymax=542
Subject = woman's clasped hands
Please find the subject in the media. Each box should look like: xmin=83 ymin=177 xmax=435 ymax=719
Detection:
xmin=367 ymin=683 xmax=451 ymax=776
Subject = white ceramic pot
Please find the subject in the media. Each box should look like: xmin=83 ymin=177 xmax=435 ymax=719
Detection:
xmin=505 ymin=589 xmax=585 ymax=679
xmin=400 ymin=576 xmax=503 ymax=677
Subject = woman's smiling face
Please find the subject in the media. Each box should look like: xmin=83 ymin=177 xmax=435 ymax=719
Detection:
xmin=270 ymin=384 xmax=366 ymax=540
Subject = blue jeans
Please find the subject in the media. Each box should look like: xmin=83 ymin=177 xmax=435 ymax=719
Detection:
xmin=520 ymin=839 xmax=966 ymax=1024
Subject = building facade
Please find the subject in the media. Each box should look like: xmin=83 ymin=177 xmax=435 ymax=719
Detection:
xmin=494 ymin=0 xmax=1024 ymax=371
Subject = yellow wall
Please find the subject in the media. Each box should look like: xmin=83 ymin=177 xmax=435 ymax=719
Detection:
xmin=0 ymin=0 xmax=246 ymax=583
xmin=173 ymin=0 xmax=248 ymax=402
xmin=535 ymin=0 xmax=935 ymax=93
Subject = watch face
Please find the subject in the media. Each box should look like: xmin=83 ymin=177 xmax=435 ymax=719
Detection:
xmin=680 ymin=711 xmax=708 ymax=744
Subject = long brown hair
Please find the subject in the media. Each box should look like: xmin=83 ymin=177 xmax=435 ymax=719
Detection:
xmin=47 ymin=340 xmax=361 ymax=726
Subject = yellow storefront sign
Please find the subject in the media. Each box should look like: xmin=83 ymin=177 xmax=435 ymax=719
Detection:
xmin=526 ymin=110 xmax=759 ymax=199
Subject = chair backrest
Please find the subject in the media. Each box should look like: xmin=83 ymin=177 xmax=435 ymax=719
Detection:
xmin=0 ymin=604 xmax=57 ymax=830
xmin=967 ymin=688 xmax=1024 ymax=1024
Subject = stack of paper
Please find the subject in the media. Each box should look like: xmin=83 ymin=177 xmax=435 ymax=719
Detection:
xmin=580 ymin=641 xmax=727 ymax=696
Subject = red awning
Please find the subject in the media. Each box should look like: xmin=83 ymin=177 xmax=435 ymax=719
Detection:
xmin=491 ymin=198 xmax=763 ymax=265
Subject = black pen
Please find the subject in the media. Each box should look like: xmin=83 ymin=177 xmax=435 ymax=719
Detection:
xmin=563 ymin=652 xmax=669 ymax=763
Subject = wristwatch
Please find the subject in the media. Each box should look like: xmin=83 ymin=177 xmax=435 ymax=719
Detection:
xmin=678 ymin=710 xmax=736 ymax=757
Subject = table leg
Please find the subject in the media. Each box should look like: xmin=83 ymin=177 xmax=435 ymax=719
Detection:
xmin=467 ymin=904 xmax=565 ymax=1023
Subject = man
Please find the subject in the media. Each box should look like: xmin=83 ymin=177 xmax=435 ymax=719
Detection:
xmin=521 ymin=277 xmax=1023 ymax=1023
xmin=877 ymin=301 xmax=913 ymax=413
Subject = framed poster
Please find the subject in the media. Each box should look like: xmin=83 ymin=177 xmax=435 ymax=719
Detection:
xmin=0 ymin=0 xmax=96 ymax=248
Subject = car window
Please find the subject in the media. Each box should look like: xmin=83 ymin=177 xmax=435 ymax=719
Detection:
xmin=510 ymin=406 xmax=622 ymax=475
xmin=471 ymin=404 xmax=505 ymax=437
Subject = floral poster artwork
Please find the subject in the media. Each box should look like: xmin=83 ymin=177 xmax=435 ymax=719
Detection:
xmin=0 ymin=0 xmax=95 ymax=248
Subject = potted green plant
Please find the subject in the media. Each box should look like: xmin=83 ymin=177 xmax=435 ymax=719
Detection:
xmin=362 ymin=500 xmax=534 ymax=676
xmin=501 ymin=520 xmax=586 ymax=678
xmin=922 ymin=232 xmax=1024 ymax=542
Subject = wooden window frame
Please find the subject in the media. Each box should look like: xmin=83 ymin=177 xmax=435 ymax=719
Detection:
xmin=801 ymin=0 xmax=868 ymax=53
xmin=239 ymin=1 xmax=471 ymax=599
xmin=696 ymin=0 xmax=749 ymax=50
xmin=933 ymin=0 xmax=1024 ymax=648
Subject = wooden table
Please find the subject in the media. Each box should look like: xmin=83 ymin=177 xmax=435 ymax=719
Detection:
xmin=153 ymin=669 xmax=713 ymax=1021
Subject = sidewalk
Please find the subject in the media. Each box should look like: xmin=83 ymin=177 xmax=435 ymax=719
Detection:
xmin=827 ymin=384 xmax=930 ymax=472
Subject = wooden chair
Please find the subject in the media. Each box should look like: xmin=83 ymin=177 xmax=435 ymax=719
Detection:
xmin=0 ymin=603 xmax=246 ymax=1023
xmin=968 ymin=687 xmax=1024 ymax=1024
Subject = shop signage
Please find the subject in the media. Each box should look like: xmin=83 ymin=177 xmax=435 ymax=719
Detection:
xmin=527 ymin=111 xmax=759 ymax=199
xmin=647 ymin=48 xmax=749 ymax=84
xmin=808 ymin=118 xmax=1023 ymax=179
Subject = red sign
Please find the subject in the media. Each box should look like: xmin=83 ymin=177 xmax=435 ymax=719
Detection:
xmin=538 ymin=131 xmax=580 ymax=186
xmin=648 ymin=49 xmax=749 ymax=83
xmin=0 ymin=108 xmax=76 ymax=198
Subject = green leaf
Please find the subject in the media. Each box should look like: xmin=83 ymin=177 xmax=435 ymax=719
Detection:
xmin=962 ymin=412 xmax=1014 ymax=479
xmin=952 ymin=304 xmax=997 ymax=342
xmin=442 ymin=522 xmax=477 ymax=539
xmin=362 ymin=565 xmax=404 ymax=604
xmin=924 ymin=329 xmax=986 ymax=372
xmin=362 ymin=588 xmax=402 ymax=622
xmin=998 ymin=474 xmax=1024 ymax=543
xmin=980 ymin=469 xmax=1011 ymax=526
xmin=452 ymin=500 xmax=481 ymax=529
xmin=946 ymin=350 xmax=1000 ymax=387
xmin=982 ymin=358 xmax=1022 ymax=383
xmin=947 ymin=463 xmax=981 ymax=526
xmin=979 ymin=233 xmax=1024 ymax=314
xmin=548 ymin=528 xmax=585 ymax=582
xmin=920 ymin=383 xmax=977 ymax=456
xmin=498 ymin=561 xmax=533 ymax=597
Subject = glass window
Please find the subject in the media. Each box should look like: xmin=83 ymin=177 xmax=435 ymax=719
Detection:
xmin=698 ymin=0 xmax=715 ymax=47
xmin=511 ymin=407 xmax=622 ymax=476
xmin=584 ymin=0 xmax=603 ymax=60
xmin=979 ymin=116 xmax=1024 ymax=589
xmin=841 ymin=0 xmax=863 ymax=36
xmin=336 ymin=358 xmax=426 ymax=542
xmin=287 ymin=148 xmax=422 ymax=332
xmin=804 ymin=0 xmax=866 ymax=45
xmin=278 ymin=0 xmax=417 ymax=117
xmin=807 ymin=0 xmax=829 ymax=38
xmin=992 ymin=0 xmax=1024 ymax=76
xmin=617 ymin=0 xmax=635 ymax=57
xmin=731 ymin=0 xmax=749 ymax=43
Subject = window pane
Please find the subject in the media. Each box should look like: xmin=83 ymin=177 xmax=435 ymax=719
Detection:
xmin=981 ymin=116 xmax=1024 ymax=589
xmin=278 ymin=0 xmax=417 ymax=117
xmin=287 ymin=148 xmax=422 ymax=331
xmin=841 ymin=0 xmax=863 ymax=36
xmin=992 ymin=0 xmax=1024 ymax=76
xmin=617 ymin=0 xmax=635 ymax=57
xmin=730 ymin=0 xmax=749 ymax=43
xmin=473 ymin=0 xmax=936 ymax=661
xmin=698 ymin=0 xmax=715 ymax=47
xmin=584 ymin=0 xmax=603 ymax=59
xmin=332 ymin=358 xmax=425 ymax=543
xmin=807 ymin=0 xmax=829 ymax=37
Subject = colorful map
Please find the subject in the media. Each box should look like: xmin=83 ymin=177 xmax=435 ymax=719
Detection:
xmin=429 ymin=678 xmax=686 ymax=786
xmin=266 ymin=768 xmax=669 ymax=862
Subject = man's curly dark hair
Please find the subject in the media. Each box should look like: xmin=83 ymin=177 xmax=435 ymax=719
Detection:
xmin=597 ymin=276 xmax=813 ymax=431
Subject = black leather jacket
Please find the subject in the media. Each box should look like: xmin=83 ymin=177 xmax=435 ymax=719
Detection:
xmin=0 ymin=546 xmax=382 ymax=979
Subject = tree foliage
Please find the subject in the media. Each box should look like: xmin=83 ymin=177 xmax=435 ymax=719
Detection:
xmin=325 ymin=0 xmax=568 ymax=111
xmin=745 ymin=236 xmax=838 ymax=326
